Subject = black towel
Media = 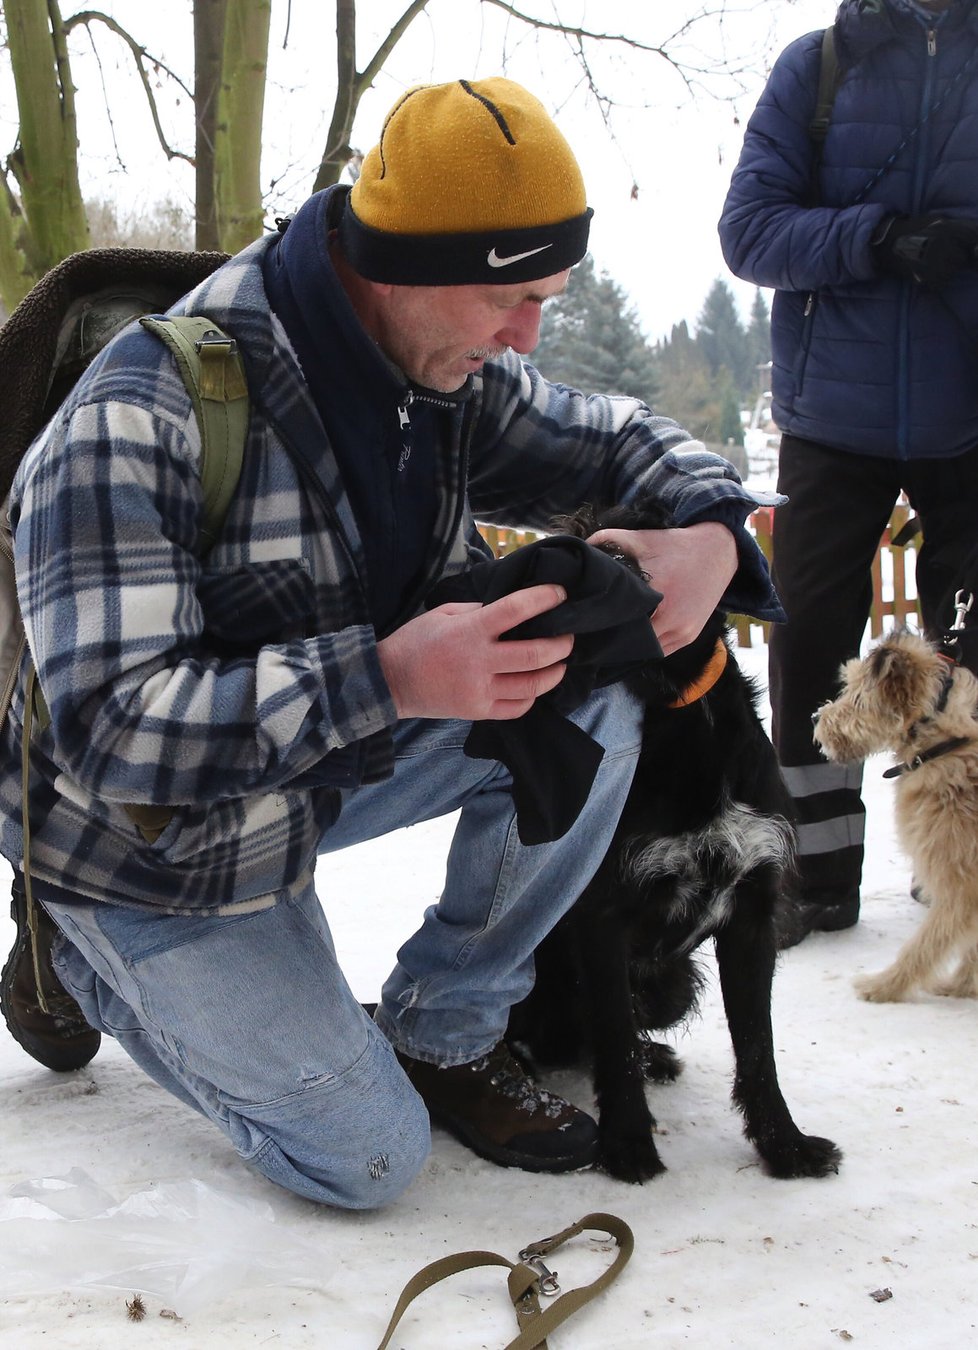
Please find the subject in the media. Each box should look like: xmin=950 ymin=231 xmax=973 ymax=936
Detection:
xmin=426 ymin=535 xmax=662 ymax=843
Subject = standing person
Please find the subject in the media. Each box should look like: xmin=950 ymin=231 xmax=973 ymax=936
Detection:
xmin=0 ymin=78 xmax=781 ymax=1209
xmin=718 ymin=0 xmax=978 ymax=945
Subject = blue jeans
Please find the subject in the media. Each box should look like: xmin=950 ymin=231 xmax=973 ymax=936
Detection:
xmin=47 ymin=682 xmax=643 ymax=1208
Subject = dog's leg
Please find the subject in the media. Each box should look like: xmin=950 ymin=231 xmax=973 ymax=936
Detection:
xmin=932 ymin=939 xmax=978 ymax=999
xmin=631 ymin=954 xmax=697 ymax=1083
xmin=573 ymin=906 xmax=667 ymax=1182
xmin=716 ymin=872 xmax=842 ymax=1178
xmin=855 ymin=890 xmax=978 ymax=1002
xmin=506 ymin=919 xmax=588 ymax=1069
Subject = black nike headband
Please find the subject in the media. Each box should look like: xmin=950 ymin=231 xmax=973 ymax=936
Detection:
xmin=339 ymin=77 xmax=592 ymax=286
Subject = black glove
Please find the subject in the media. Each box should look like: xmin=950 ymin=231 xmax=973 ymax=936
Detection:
xmin=871 ymin=214 xmax=978 ymax=289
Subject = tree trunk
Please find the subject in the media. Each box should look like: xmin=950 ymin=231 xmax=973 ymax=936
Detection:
xmin=0 ymin=172 xmax=31 ymax=317
xmin=1 ymin=0 xmax=88 ymax=307
xmin=194 ymin=0 xmax=228 ymax=251
xmin=214 ymin=0 xmax=272 ymax=253
xmin=312 ymin=0 xmax=358 ymax=192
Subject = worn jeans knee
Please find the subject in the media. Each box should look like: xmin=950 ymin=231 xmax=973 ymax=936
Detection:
xmin=219 ymin=1033 xmax=431 ymax=1209
xmin=46 ymin=887 xmax=432 ymax=1209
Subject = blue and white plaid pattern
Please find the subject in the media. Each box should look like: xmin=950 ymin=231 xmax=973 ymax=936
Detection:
xmin=0 ymin=236 xmax=781 ymax=912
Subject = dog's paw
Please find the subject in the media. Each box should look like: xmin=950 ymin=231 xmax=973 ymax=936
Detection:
xmin=598 ymin=1128 xmax=668 ymax=1183
xmin=760 ymin=1132 xmax=843 ymax=1179
xmin=639 ymin=1040 xmax=683 ymax=1083
xmin=854 ymin=970 xmax=911 ymax=1002
xmin=932 ymin=979 xmax=978 ymax=999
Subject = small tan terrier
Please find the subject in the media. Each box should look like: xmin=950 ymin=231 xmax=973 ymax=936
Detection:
xmin=813 ymin=627 xmax=978 ymax=1002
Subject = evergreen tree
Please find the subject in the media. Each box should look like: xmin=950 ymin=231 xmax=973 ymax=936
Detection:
xmin=718 ymin=373 xmax=745 ymax=447
xmin=696 ymin=278 xmax=752 ymax=398
xmin=745 ymin=287 xmax=772 ymax=403
xmin=649 ymin=320 xmax=717 ymax=440
xmin=648 ymin=318 xmax=748 ymax=475
xmin=531 ymin=255 xmax=660 ymax=405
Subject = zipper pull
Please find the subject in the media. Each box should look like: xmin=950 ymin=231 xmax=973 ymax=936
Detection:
xmin=927 ymin=28 xmax=937 ymax=56
xmin=396 ymin=397 xmax=413 ymax=472
xmin=804 ymin=292 xmax=815 ymax=317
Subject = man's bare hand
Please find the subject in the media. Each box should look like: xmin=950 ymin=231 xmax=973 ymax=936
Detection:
xmin=586 ymin=520 xmax=738 ymax=655
xmin=378 ymin=584 xmax=573 ymax=721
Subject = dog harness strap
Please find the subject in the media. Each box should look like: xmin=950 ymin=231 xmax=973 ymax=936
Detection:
xmin=667 ymin=637 xmax=729 ymax=708
xmin=373 ymin=1213 xmax=634 ymax=1350
xmin=882 ymin=735 xmax=973 ymax=778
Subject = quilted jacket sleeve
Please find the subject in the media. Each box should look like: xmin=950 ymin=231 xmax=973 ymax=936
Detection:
xmin=718 ymin=30 xmax=888 ymax=292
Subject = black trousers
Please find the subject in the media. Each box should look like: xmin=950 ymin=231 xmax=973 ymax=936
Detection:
xmin=770 ymin=434 xmax=978 ymax=907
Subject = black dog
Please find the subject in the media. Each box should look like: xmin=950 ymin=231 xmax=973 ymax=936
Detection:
xmin=507 ymin=503 xmax=842 ymax=1183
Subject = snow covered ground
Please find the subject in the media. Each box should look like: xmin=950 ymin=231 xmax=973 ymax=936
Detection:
xmin=1 ymin=645 xmax=976 ymax=1349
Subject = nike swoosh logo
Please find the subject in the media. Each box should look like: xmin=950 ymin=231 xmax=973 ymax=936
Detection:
xmin=487 ymin=244 xmax=554 ymax=268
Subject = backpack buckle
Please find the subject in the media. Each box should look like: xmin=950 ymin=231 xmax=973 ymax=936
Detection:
xmin=194 ymin=328 xmax=239 ymax=358
xmin=192 ymin=329 xmax=248 ymax=402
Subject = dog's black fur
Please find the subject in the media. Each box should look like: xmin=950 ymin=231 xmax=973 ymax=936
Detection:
xmin=506 ymin=503 xmax=842 ymax=1182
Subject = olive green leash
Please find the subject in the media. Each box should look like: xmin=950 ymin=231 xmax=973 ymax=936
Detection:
xmin=375 ymin=1211 xmax=634 ymax=1350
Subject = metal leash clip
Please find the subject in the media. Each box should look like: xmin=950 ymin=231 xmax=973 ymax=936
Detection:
xmin=952 ymin=589 xmax=974 ymax=632
xmin=518 ymin=1248 xmax=561 ymax=1296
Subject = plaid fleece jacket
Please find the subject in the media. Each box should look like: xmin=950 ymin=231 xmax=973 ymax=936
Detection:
xmin=0 ymin=229 xmax=782 ymax=913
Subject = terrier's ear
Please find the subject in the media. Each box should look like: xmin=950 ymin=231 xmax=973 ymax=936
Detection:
xmin=867 ymin=633 xmax=941 ymax=720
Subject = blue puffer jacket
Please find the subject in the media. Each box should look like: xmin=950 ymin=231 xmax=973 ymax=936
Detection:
xmin=718 ymin=0 xmax=978 ymax=460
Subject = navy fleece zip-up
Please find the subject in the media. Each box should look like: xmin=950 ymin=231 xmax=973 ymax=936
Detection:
xmin=262 ymin=190 xmax=446 ymax=634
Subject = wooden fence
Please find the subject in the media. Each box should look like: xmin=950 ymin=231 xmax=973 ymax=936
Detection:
xmin=478 ymin=503 xmax=921 ymax=649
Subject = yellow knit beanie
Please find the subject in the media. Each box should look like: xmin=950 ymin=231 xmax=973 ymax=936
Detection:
xmin=339 ymin=78 xmax=592 ymax=285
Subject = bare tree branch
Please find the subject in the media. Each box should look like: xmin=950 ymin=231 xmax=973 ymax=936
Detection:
xmin=478 ymin=0 xmax=769 ymax=88
xmin=479 ymin=0 xmax=673 ymax=59
xmin=357 ymin=0 xmax=431 ymax=93
xmin=64 ymin=9 xmax=194 ymax=166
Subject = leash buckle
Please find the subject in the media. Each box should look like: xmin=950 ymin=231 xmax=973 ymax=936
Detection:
xmin=518 ymin=1249 xmax=561 ymax=1296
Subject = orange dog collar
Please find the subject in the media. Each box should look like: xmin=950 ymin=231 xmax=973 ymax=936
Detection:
xmin=667 ymin=638 xmax=729 ymax=708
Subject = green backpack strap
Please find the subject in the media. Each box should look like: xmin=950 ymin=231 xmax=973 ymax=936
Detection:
xmin=139 ymin=314 xmax=248 ymax=549
xmin=19 ymin=311 xmax=250 ymax=908
xmin=123 ymin=315 xmax=248 ymax=844
xmin=25 ymin=312 xmax=248 ymax=739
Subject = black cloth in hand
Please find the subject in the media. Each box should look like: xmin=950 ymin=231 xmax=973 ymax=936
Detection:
xmin=426 ymin=535 xmax=662 ymax=845
xmin=872 ymin=214 xmax=978 ymax=289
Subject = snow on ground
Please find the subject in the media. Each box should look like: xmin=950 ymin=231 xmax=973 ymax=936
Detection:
xmin=1 ymin=646 xmax=977 ymax=1349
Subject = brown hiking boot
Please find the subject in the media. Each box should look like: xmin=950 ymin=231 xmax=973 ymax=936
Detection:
xmin=0 ymin=877 xmax=100 ymax=1071
xmin=398 ymin=1041 xmax=597 ymax=1173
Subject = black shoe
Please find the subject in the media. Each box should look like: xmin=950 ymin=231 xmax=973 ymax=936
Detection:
xmin=398 ymin=1041 xmax=598 ymax=1173
xmin=777 ymin=896 xmax=860 ymax=950
xmin=0 ymin=878 xmax=100 ymax=1071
